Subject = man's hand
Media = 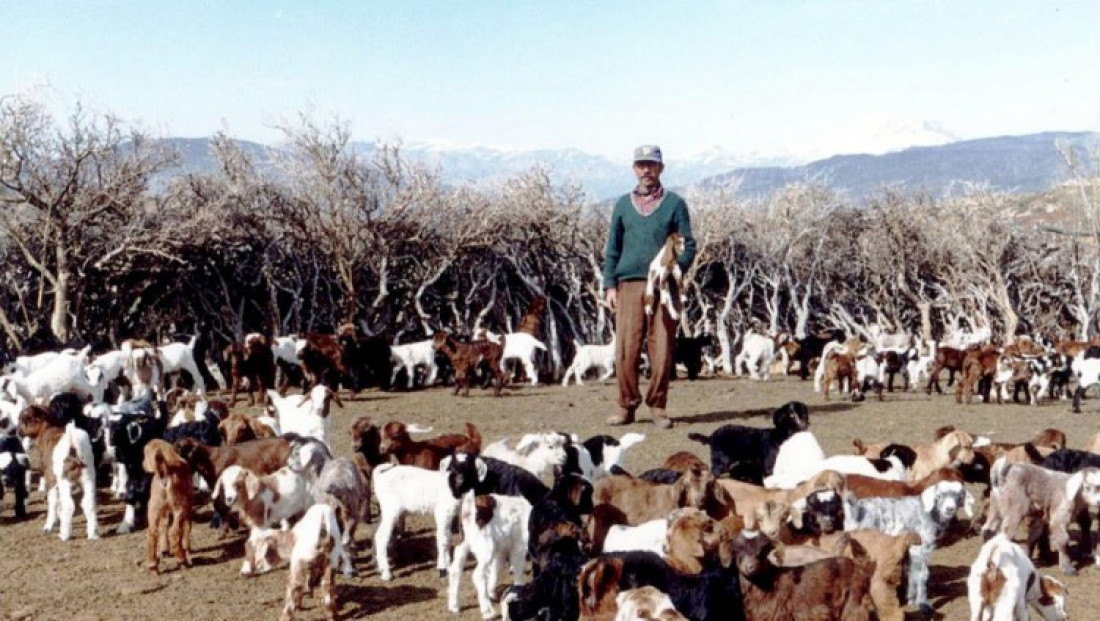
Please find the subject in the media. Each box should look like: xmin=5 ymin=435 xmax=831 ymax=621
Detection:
xmin=605 ymin=287 xmax=618 ymax=311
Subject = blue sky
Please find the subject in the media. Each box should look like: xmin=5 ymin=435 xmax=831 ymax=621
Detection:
xmin=3 ymin=1 xmax=1098 ymax=161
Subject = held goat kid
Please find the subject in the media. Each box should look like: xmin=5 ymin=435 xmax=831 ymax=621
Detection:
xmin=645 ymin=233 xmax=687 ymax=322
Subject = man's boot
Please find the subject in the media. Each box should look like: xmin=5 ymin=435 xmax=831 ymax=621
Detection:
xmin=606 ymin=407 xmax=635 ymax=426
xmin=650 ymin=407 xmax=673 ymax=429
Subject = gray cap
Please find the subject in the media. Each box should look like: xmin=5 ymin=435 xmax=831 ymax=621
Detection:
xmin=633 ymin=144 xmax=663 ymax=164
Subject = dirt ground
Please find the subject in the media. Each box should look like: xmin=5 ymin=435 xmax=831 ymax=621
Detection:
xmin=5 ymin=372 xmax=1100 ymax=621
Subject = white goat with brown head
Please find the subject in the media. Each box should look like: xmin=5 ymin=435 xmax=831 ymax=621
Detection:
xmin=645 ymin=232 xmax=686 ymax=321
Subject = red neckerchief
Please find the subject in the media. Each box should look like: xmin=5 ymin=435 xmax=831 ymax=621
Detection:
xmin=630 ymin=184 xmax=665 ymax=216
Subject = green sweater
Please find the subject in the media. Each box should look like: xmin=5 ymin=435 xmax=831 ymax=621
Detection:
xmin=602 ymin=190 xmax=697 ymax=290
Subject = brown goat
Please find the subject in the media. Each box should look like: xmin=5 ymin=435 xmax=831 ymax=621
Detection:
xmin=956 ymin=345 xmax=1000 ymax=404
xmin=174 ymin=436 xmax=293 ymax=489
xmin=432 ymin=331 xmax=506 ymax=397
xmin=663 ymin=508 xmax=735 ymax=574
xmin=218 ymin=412 xmax=277 ymax=444
xmin=662 ymin=451 xmax=708 ymax=472
xmin=378 ymin=421 xmax=482 ymax=469
xmin=822 ymin=352 xmax=856 ymax=400
xmin=142 ymin=439 xmax=194 ymax=574
xmin=925 ymin=344 xmax=971 ymax=394
xmin=845 ymin=467 xmax=965 ymax=499
xmin=592 ymin=464 xmax=728 ymax=527
xmin=777 ymin=528 xmax=921 ymax=621
xmin=717 ymin=469 xmax=847 ymax=529
xmin=224 ymin=334 xmax=276 ymax=407
xmin=733 ymin=532 xmax=876 ymax=621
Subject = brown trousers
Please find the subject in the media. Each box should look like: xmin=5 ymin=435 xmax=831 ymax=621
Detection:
xmin=615 ymin=280 xmax=676 ymax=411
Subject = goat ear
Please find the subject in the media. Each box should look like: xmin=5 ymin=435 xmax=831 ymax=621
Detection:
xmin=514 ymin=436 xmax=537 ymax=456
xmin=963 ymin=490 xmax=976 ymax=518
xmin=438 ymin=456 xmax=452 ymax=472
xmin=1066 ymin=471 xmax=1086 ymax=502
xmin=326 ymin=388 xmax=344 ymax=408
xmin=476 ymin=458 xmax=488 ymax=482
xmin=788 ymin=500 xmax=805 ymax=529
xmin=244 ymin=472 xmax=261 ymax=500
xmin=211 ymin=476 xmax=224 ymax=501
xmin=921 ymin=485 xmax=938 ymax=513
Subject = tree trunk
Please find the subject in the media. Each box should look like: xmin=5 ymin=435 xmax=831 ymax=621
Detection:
xmin=51 ymin=245 xmax=71 ymax=343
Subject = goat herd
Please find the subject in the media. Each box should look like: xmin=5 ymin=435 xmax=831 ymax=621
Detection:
xmin=7 ymin=319 xmax=1100 ymax=620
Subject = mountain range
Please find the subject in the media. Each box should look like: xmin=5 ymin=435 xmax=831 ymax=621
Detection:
xmin=158 ymin=130 xmax=1099 ymax=202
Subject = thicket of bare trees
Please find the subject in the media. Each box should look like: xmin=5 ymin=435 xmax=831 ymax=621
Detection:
xmin=1 ymin=95 xmax=1097 ymax=377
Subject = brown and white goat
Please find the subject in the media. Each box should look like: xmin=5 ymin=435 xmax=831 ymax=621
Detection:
xmin=432 ymin=331 xmax=506 ymax=396
xmin=18 ymin=405 xmax=99 ymax=540
xmin=142 ymin=439 xmax=194 ymax=573
xmin=644 ymin=232 xmax=687 ymax=322
xmin=241 ymin=503 xmax=353 ymax=621
xmin=717 ymin=469 xmax=846 ymax=530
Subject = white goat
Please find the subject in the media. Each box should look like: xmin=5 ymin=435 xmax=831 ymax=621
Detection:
xmin=967 ymin=533 xmax=1068 ymax=621
xmin=561 ymin=336 xmax=616 ymax=386
xmin=158 ymin=336 xmax=206 ymax=395
xmin=447 ymin=492 xmax=532 ymax=619
xmin=735 ymin=332 xmax=776 ymax=381
xmin=373 ymin=462 xmax=461 ymax=581
xmin=389 ymin=338 xmax=438 ymax=389
xmin=484 ymin=331 xmax=547 ymax=386
xmin=4 ymin=350 xmax=64 ymax=377
xmin=265 ymin=384 xmax=343 ymax=447
xmin=481 ymin=432 xmax=570 ymax=479
xmin=765 ymin=431 xmax=906 ymax=489
xmin=46 ymin=423 xmax=99 ymax=541
xmin=602 ymin=518 xmax=668 ymax=556
xmin=4 ymin=346 xmax=105 ymax=403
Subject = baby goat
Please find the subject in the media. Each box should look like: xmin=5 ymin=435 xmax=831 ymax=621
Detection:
xmin=645 ymin=232 xmax=687 ymax=321
xmin=142 ymin=439 xmax=194 ymax=574
xmin=241 ymin=503 xmax=352 ymax=621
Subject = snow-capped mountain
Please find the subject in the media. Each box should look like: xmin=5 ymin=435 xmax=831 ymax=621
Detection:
xmin=351 ymin=141 xmax=806 ymax=199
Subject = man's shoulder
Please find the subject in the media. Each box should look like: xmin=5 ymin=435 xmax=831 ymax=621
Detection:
xmin=663 ymin=190 xmax=688 ymax=208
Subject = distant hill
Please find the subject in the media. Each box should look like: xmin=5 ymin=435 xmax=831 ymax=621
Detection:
xmin=695 ymin=132 xmax=1100 ymax=200
xmin=153 ymin=131 xmax=1099 ymax=201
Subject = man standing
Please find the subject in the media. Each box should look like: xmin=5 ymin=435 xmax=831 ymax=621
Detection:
xmin=602 ymin=145 xmax=696 ymax=428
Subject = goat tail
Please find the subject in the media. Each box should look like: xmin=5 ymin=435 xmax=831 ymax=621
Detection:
xmin=319 ymin=492 xmax=349 ymax=535
xmin=989 ymin=456 xmax=1012 ymax=489
xmin=687 ymin=432 xmax=711 ymax=445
